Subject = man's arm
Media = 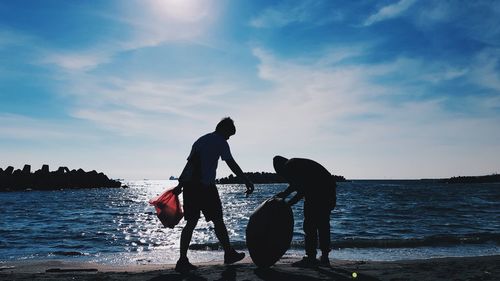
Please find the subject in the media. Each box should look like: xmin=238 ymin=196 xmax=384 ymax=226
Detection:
xmin=276 ymin=184 xmax=295 ymax=199
xmin=172 ymin=183 xmax=183 ymax=195
xmin=287 ymin=190 xmax=304 ymax=206
xmin=225 ymin=158 xmax=254 ymax=196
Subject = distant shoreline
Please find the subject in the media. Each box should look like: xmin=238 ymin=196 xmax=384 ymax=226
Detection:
xmin=215 ymin=172 xmax=500 ymax=185
xmin=215 ymin=172 xmax=347 ymax=184
xmin=440 ymin=174 xmax=500 ymax=184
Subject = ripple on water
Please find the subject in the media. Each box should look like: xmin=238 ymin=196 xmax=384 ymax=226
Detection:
xmin=1 ymin=180 xmax=499 ymax=263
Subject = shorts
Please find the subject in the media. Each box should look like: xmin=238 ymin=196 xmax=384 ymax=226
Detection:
xmin=183 ymin=182 xmax=223 ymax=222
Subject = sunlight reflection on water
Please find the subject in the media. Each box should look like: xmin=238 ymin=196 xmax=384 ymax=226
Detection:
xmin=1 ymin=180 xmax=499 ymax=264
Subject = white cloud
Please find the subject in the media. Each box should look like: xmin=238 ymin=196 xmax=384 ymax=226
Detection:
xmin=249 ymin=0 xmax=340 ymax=28
xmin=0 ymin=112 xmax=185 ymax=179
xmin=419 ymin=67 xmax=468 ymax=84
xmin=413 ymin=2 xmax=500 ymax=46
xmin=52 ymin=73 xmax=239 ymax=140
xmin=6 ymin=0 xmax=499 ymax=178
xmin=364 ymin=0 xmax=416 ymax=26
xmin=39 ymin=0 xmax=218 ymax=72
xmin=227 ymin=47 xmax=500 ymax=178
xmin=435 ymin=68 xmax=468 ymax=82
xmin=7 ymin=40 xmax=500 ymax=178
xmin=122 ymin=0 xmax=217 ymax=49
xmin=469 ymin=48 xmax=500 ymax=92
xmin=0 ymin=27 xmax=100 ymax=72
xmin=42 ymin=51 xmax=111 ymax=71
xmin=317 ymin=45 xmax=369 ymax=66
xmin=250 ymin=6 xmax=305 ymax=28
xmin=415 ymin=1 xmax=450 ymax=24
xmin=0 ymin=113 xmax=98 ymax=141
xmin=0 ymin=29 xmax=23 ymax=48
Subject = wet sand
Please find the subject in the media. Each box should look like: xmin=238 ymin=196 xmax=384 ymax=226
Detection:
xmin=1 ymin=255 xmax=499 ymax=281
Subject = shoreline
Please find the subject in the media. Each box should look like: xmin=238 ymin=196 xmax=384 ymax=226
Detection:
xmin=1 ymin=255 xmax=499 ymax=281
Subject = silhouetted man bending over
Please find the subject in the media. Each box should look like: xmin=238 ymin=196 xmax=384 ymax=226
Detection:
xmin=173 ymin=117 xmax=254 ymax=273
xmin=274 ymin=156 xmax=336 ymax=267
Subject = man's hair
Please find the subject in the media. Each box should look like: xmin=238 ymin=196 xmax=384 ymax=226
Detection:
xmin=215 ymin=117 xmax=236 ymax=136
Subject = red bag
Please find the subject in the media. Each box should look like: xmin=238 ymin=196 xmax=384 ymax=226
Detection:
xmin=149 ymin=188 xmax=183 ymax=228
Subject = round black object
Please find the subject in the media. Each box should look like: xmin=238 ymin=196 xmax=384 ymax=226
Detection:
xmin=246 ymin=197 xmax=294 ymax=267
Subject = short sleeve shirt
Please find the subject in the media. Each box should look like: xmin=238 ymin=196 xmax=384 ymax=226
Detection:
xmin=187 ymin=132 xmax=233 ymax=185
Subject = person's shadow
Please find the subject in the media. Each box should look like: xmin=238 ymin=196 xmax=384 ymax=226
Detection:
xmin=148 ymin=264 xmax=380 ymax=281
xmin=214 ymin=265 xmax=237 ymax=281
xmin=254 ymin=266 xmax=381 ymax=281
xmin=254 ymin=267 xmax=344 ymax=281
xmin=148 ymin=272 xmax=207 ymax=281
xmin=148 ymin=265 xmax=237 ymax=281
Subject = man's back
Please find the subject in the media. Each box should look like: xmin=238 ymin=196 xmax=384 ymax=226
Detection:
xmin=285 ymin=158 xmax=331 ymax=183
xmin=188 ymin=132 xmax=233 ymax=185
xmin=284 ymin=158 xmax=335 ymax=200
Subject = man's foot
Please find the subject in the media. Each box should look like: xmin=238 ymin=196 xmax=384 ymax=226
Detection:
xmin=224 ymin=249 xmax=245 ymax=264
xmin=319 ymin=255 xmax=330 ymax=267
xmin=292 ymin=256 xmax=319 ymax=268
xmin=175 ymin=257 xmax=197 ymax=273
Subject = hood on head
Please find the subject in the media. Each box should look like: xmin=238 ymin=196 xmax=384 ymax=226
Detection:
xmin=273 ymin=155 xmax=288 ymax=175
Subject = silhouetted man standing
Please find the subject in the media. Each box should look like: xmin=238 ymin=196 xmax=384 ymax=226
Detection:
xmin=173 ymin=117 xmax=254 ymax=273
xmin=274 ymin=156 xmax=336 ymax=267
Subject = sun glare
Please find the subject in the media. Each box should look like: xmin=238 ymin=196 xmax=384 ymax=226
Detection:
xmin=148 ymin=0 xmax=212 ymax=23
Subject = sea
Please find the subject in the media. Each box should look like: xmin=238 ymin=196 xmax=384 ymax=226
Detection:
xmin=1 ymin=180 xmax=499 ymax=265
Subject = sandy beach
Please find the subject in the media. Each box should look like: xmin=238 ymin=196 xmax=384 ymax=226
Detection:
xmin=1 ymin=255 xmax=499 ymax=281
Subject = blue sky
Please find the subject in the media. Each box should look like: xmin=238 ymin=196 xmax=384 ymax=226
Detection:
xmin=1 ymin=0 xmax=499 ymax=179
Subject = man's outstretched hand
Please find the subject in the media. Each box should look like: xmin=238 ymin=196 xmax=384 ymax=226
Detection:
xmin=245 ymin=182 xmax=254 ymax=197
xmin=275 ymin=192 xmax=287 ymax=199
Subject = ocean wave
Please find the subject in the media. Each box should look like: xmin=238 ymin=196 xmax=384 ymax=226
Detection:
xmin=189 ymin=233 xmax=500 ymax=251
xmin=53 ymin=244 xmax=88 ymax=249
xmin=189 ymin=243 xmax=222 ymax=251
xmin=51 ymin=251 xmax=88 ymax=256
xmin=330 ymin=233 xmax=500 ymax=249
xmin=2 ymin=182 xmax=499 ymax=261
